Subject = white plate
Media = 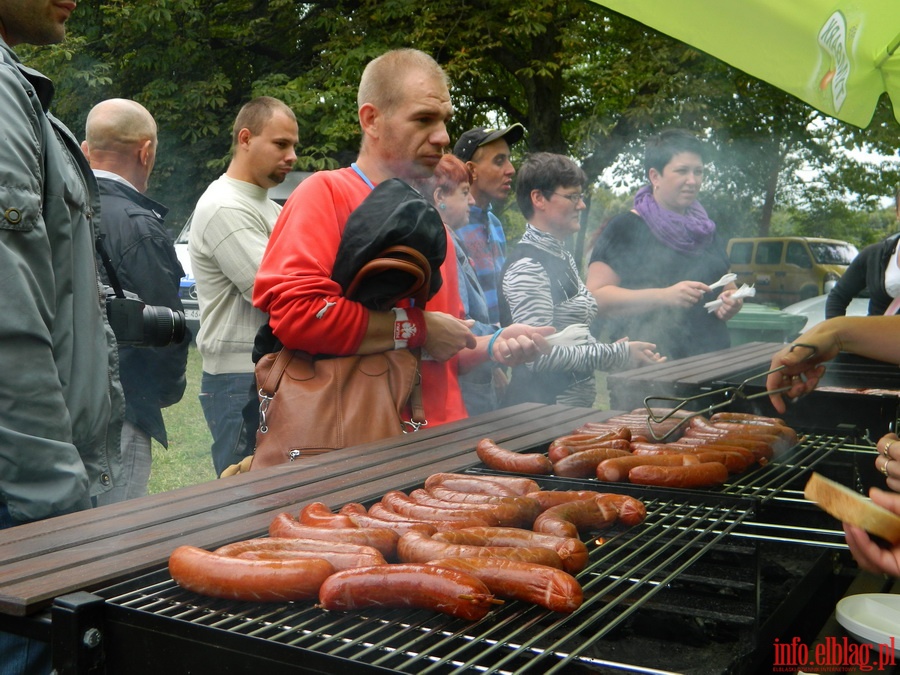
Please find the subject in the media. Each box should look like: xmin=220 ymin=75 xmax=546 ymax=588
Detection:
xmin=835 ymin=593 xmax=900 ymax=656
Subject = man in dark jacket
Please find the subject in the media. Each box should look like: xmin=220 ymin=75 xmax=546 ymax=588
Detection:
xmin=82 ymin=98 xmax=189 ymax=503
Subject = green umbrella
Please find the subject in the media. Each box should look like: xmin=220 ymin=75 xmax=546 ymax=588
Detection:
xmin=589 ymin=0 xmax=900 ymax=128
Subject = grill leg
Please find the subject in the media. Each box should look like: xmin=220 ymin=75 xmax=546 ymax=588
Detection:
xmin=51 ymin=592 xmax=106 ymax=675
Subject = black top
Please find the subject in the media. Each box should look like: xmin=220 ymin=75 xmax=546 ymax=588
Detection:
xmin=825 ymin=233 xmax=900 ymax=318
xmin=589 ymin=211 xmax=732 ymax=360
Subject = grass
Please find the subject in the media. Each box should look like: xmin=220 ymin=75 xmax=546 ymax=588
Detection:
xmin=149 ymin=345 xmax=217 ymax=493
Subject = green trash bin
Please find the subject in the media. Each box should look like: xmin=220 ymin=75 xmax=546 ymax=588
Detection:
xmin=726 ymin=302 xmax=808 ymax=346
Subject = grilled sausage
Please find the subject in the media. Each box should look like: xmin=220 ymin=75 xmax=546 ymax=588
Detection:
xmin=425 ymin=473 xmax=541 ymax=496
xmin=215 ymin=537 xmax=383 ymax=558
xmin=409 ymin=489 xmax=536 ymax=527
xmin=380 ymin=491 xmax=496 ymax=526
xmin=318 ymin=563 xmax=498 ymax=621
xmin=298 ymin=502 xmax=357 ymax=528
xmin=426 ymin=557 xmax=583 ymax=613
xmin=628 ymin=462 xmax=729 ymax=489
xmin=597 ymin=454 xmax=700 ymax=482
xmin=422 ymin=474 xmax=517 ymax=496
xmin=397 ymin=530 xmax=564 ymax=569
xmin=169 ymin=545 xmax=335 ymax=602
xmin=532 ymin=498 xmax=619 ymax=538
xmin=268 ymin=512 xmax=399 ymax=559
xmin=552 ymin=446 xmax=632 ymax=478
xmin=595 ymin=493 xmax=648 ymax=526
xmin=529 ymin=489 xmax=608 ymax=511
xmin=432 ymin=527 xmax=588 ymax=574
xmin=709 ymin=412 xmax=786 ymax=426
xmin=426 ymin=486 xmax=541 ymax=512
xmin=232 ymin=549 xmax=385 ymax=570
xmin=475 ymin=438 xmax=553 ymax=475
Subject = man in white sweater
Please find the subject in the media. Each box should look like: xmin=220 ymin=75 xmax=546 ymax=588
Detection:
xmin=189 ymin=97 xmax=299 ymax=476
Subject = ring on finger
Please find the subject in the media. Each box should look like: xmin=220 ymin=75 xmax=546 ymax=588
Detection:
xmin=884 ymin=439 xmax=895 ymax=458
xmin=881 ymin=458 xmax=893 ymax=477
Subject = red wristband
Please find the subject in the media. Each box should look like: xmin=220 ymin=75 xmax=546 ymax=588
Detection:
xmin=392 ymin=307 xmax=427 ymax=349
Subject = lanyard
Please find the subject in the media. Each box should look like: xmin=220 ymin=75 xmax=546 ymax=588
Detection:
xmin=351 ymin=163 xmax=375 ymax=191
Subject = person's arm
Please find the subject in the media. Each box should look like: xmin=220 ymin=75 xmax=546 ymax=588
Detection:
xmin=587 ymin=260 xmax=712 ymax=315
xmin=766 ymin=315 xmax=900 ymax=413
xmin=207 ymin=206 xmax=273 ymax=302
xmin=456 ymin=324 xmax=554 ymax=373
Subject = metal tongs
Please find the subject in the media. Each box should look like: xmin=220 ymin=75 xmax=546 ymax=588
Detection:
xmin=640 ymin=343 xmax=819 ymax=441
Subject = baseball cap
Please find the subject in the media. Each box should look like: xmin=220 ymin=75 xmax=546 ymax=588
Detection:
xmin=452 ymin=123 xmax=525 ymax=162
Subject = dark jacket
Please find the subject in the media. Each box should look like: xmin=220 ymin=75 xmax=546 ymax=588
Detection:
xmin=825 ymin=233 xmax=900 ymax=319
xmin=95 ymin=176 xmax=189 ymax=447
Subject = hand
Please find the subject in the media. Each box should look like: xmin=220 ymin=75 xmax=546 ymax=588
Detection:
xmin=714 ymin=289 xmax=743 ymax=321
xmin=626 ymin=340 xmax=666 ymax=367
xmin=490 ymin=324 xmax=555 ymax=366
xmin=423 ymin=311 xmax=477 ymax=361
xmin=667 ymin=280 xmax=711 ymax=309
xmin=843 ymin=487 xmax=900 ymax=578
xmin=765 ymin=332 xmax=839 ymax=413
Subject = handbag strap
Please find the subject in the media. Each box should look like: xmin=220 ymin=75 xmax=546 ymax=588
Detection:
xmin=345 ymin=244 xmax=432 ymax=309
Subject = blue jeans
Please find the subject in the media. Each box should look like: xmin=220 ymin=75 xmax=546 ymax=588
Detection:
xmin=199 ymin=371 xmax=255 ymax=477
xmin=0 ymin=505 xmax=51 ymax=675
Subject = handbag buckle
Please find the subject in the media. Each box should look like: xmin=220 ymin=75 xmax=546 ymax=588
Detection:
xmin=258 ymin=388 xmax=274 ymax=434
xmin=402 ymin=419 xmax=427 ymax=433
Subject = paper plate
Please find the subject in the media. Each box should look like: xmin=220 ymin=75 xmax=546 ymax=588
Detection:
xmin=835 ymin=593 xmax=900 ymax=657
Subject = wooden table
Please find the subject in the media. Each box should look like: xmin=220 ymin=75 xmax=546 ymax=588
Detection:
xmin=0 ymin=403 xmax=609 ymax=619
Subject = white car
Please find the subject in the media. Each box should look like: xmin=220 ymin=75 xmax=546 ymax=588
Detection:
xmin=781 ymin=293 xmax=869 ymax=333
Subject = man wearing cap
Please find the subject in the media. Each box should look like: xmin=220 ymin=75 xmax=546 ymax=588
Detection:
xmin=452 ymin=123 xmax=525 ymax=325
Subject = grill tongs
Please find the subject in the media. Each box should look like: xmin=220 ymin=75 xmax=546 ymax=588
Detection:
xmin=641 ymin=343 xmax=818 ymax=441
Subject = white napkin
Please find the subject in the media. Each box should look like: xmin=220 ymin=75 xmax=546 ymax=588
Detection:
xmin=704 ymin=284 xmax=756 ymax=313
xmin=708 ymin=272 xmax=737 ymax=290
xmin=544 ymin=324 xmax=594 ymax=346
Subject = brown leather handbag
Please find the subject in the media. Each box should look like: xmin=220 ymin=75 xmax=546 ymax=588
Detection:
xmin=248 ymin=245 xmax=430 ymax=470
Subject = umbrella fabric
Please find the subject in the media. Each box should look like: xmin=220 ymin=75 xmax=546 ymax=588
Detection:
xmin=590 ymin=0 xmax=900 ymax=128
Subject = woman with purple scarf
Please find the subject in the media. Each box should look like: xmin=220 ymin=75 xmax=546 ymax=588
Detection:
xmin=586 ymin=129 xmax=742 ymax=360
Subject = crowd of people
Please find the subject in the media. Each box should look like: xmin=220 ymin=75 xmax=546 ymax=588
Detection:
xmin=1 ymin=3 xmax=899 ymax=673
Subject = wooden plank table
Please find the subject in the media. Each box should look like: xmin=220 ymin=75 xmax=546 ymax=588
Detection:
xmin=0 ymin=403 xmax=611 ymax=618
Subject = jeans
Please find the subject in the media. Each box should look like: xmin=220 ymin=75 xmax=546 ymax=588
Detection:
xmin=0 ymin=505 xmax=51 ymax=675
xmin=199 ymin=371 xmax=255 ymax=477
xmin=95 ymin=420 xmax=152 ymax=505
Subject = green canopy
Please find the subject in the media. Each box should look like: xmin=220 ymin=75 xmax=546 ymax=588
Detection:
xmin=589 ymin=0 xmax=900 ymax=128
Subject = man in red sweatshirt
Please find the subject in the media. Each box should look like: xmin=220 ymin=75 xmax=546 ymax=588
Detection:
xmin=253 ymin=48 xmax=550 ymax=428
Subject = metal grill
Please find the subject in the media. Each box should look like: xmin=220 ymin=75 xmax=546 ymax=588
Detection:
xmin=98 ymin=494 xmax=757 ymax=675
xmin=90 ymin=429 xmax=868 ymax=674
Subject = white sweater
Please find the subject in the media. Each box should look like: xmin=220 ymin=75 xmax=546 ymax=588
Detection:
xmin=189 ymin=174 xmax=281 ymax=374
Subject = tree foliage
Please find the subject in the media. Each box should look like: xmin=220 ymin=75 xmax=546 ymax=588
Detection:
xmin=22 ymin=0 xmax=900 ymax=246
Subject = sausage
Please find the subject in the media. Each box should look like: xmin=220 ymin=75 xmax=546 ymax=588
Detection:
xmin=426 ymin=557 xmax=583 ymax=613
xmin=233 ymin=549 xmax=385 ymax=570
xmin=299 ymin=502 xmax=357 ymax=528
xmin=409 ymin=489 xmax=536 ymax=527
xmin=475 ymin=438 xmax=553 ymax=475
xmin=268 ymin=512 xmax=399 ymax=559
xmin=629 ymin=441 xmax=695 ymax=455
xmin=380 ymin=491 xmax=496 ymax=526
xmin=426 ymin=486 xmax=541 ymax=512
xmin=532 ymin=498 xmax=619 ymax=538
xmin=425 ymin=473 xmax=541 ymax=496
xmin=529 ymin=489 xmax=609 ymax=511
xmin=628 ymin=462 xmax=729 ymax=489
xmin=596 ymin=494 xmax=647 ymax=526
xmin=552 ymin=446 xmax=632 ymax=478
xmin=709 ymin=412 xmax=786 ymax=426
xmin=422 ymin=474 xmax=517 ymax=496
xmin=345 ymin=512 xmax=438 ymax=536
xmin=397 ymin=530 xmax=564 ymax=569
xmin=215 ymin=537 xmax=383 ymax=558
xmin=548 ymin=439 xmax=631 ymax=463
xmin=431 ymin=526 xmax=589 ymax=574
xmin=686 ymin=450 xmax=751 ymax=474
xmin=597 ymin=454 xmax=700 ymax=482
xmin=317 ymin=563 xmax=498 ymax=621
xmin=168 ymin=545 xmax=335 ymax=602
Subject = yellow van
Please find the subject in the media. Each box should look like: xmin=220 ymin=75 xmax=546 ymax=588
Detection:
xmin=726 ymin=237 xmax=858 ymax=307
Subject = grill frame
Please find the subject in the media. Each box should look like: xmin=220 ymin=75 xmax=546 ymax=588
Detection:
xmin=69 ymin=429 xmax=872 ymax=675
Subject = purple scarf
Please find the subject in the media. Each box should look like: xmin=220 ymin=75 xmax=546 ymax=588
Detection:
xmin=633 ymin=184 xmax=716 ymax=255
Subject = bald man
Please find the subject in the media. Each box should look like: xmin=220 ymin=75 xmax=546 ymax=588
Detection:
xmin=82 ymin=98 xmax=189 ymax=504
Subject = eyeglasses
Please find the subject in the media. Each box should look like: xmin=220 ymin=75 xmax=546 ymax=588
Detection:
xmin=550 ymin=191 xmax=584 ymax=204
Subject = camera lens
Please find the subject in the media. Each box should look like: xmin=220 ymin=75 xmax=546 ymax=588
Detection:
xmin=142 ymin=306 xmax=187 ymax=346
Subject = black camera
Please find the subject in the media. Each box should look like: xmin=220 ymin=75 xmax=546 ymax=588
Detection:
xmin=105 ymin=289 xmax=186 ymax=347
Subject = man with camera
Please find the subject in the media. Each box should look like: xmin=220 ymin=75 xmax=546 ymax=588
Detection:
xmin=82 ymin=98 xmax=189 ymax=504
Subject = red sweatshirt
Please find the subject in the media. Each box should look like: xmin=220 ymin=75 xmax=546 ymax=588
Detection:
xmin=254 ymin=167 xmax=467 ymax=427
